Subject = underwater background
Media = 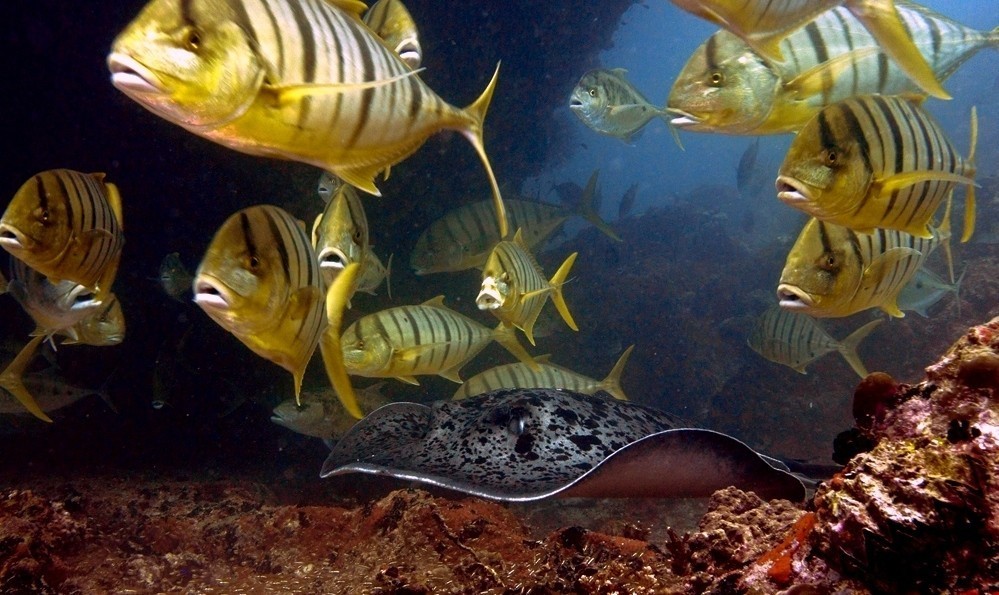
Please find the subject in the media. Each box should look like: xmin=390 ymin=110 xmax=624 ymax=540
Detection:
xmin=0 ymin=0 xmax=997 ymax=496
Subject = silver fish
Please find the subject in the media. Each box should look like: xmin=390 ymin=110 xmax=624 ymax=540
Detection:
xmin=270 ymin=381 xmax=389 ymax=439
xmin=897 ymin=265 xmax=965 ymax=317
xmin=570 ymin=68 xmax=674 ymax=144
xmin=6 ymin=256 xmax=104 ymax=342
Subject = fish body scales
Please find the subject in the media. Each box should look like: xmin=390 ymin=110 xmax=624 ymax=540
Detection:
xmin=455 ymin=361 xmax=600 ymax=400
xmin=748 ymin=306 xmax=838 ymax=371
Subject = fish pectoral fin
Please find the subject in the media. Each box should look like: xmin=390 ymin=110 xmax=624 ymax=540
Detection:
xmin=394 ymin=375 xmax=421 ymax=386
xmin=784 ymin=47 xmax=881 ymax=100
xmin=394 ymin=344 xmax=443 ymax=363
xmin=267 ymin=68 xmax=425 ymax=104
xmin=861 ymin=247 xmax=922 ymax=311
xmin=104 ymin=182 xmax=125 ymax=230
xmin=333 ymin=166 xmax=385 ymax=198
xmin=876 ymin=170 xmax=977 ymax=197
xmin=289 ymin=286 xmax=323 ymax=321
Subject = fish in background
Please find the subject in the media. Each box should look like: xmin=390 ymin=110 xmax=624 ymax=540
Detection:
xmin=193 ymin=205 xmax=325 ymax=403
xmin=340 ymin=295 xmax=537 ymax=385
xmin=356 ymin=251 xmax=392 ymax=298
xmin=363 ymin=0 xmax=422 ymax=69
xmin=570 ymin=68 xmax=681 ymax=146
xmin=777 ymin=217 xmax=943 ymax=318
xmin=108 ymin=0 xmax=510 ymax=237
xmin=0 ymin=169 xmax=124 ymax=301
xmin=618 ymin=183 xmax=639 ymax=220
xmin=897 ymin=265 xmax=966 ymax=317
xmin=311 ymin=184 xmax=370 ymax=286
xmin=410 ymin=170 xmax=619 ymax=275
xmin=317 ymin=172 xmax=344 ymax=205
xmin=0 ymin=268 xmax=6 ymax=294
xmin=65 ymin=294 xmax=126 ymax=347
xmin=158 ymin=252 xmax=194 ymax=302
xmin=667 ymin=0 xmax=949 ymax=99
xmin=668 ymin=5 xmax=999 ymax=135
xmin=777 ymin=95 xmax=977 ymax=242
xmin=747 ymin=305 xmax=882 ymax=378
xmin=0 ymin=335 xmax=50 ymax=422
xmin=271 ymin=381 xmax=390 ymax=440
xmin=476 ymin=229 xmax=579 ymax=346
xmin=453 ymin=345 xmax=634 ymax=401
xmin=0 ymin=363 xmax=115 ymax=416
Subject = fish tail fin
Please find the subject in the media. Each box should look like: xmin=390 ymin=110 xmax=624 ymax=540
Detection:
xmin=961 ymin=106 xmax=978 ymax=242
xmin=320 ymin=263 xmax=364 ymax=419
xmin=849 ymin=0 xmax=950 ymax=99
xmin=837 ymin=318 xmax=883 ymax=378
xmin=598 ymin=345 xmax=634 ymax=401
xmin=989 ymin=25 xmax=999 ymax=47
xmin=548 ymin=252 xmax=579 ymax=332
xmin=491 ymin=322 xmax=538 ymax=371
xmin=461 ymin=62 xmax=507 ymax=238
xmin=0 ymin=335 xmax=51 ymax=423
xmin=578 ymin=170 xmax=622 ymax=242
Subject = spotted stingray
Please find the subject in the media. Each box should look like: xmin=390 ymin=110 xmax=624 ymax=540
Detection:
xmin=321 ymin=388 xmax=806 ymax=501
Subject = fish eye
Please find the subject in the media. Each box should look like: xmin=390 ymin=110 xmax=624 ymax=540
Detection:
xmin=33 ymin=207 xmax=51 ymax=223
xmin=588 ymin=88 xmax=597 ymax=97
xmin=183 ymin=27 xmax=202 ymax=51
xmin=248 ymin=255 xmax=260 ymax=270
xmin=709 ymin=71 xmax=724 ymax=86
xmin=819 ymin=253 xmax=839 ymax=271
xmin=823 ymin=148 xmax=839 ymax=167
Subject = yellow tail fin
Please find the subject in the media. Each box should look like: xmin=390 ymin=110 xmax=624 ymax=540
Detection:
xmin=461 ymin=62 xmax=507 ymax=238
xmin=598 ymin=345 xmax=634 ymax=401
xmin=0 ymin=335 xmax=51 ymax=423
xmin=549 ymin=252 xmax=579 ymax=332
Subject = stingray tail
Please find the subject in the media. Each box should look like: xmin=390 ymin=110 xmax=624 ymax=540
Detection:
xmin=598 ymin=345 xmax=634 ymax=401
xmin=0 ymin=335 xmax=51 ymax=422
xmin=836 ymin=319 xmax=883 ymax=378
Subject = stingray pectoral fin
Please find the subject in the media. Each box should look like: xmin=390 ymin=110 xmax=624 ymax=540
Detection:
xmin=320 ymin=401 xmax=432 ymax=477
xmin=559 ymin=429 xmax=806 ymax=501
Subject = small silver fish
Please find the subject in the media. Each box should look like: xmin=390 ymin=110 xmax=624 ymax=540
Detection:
xmin=158 ymin=252 xmax=193 ymax=302
xmin=897 ymin=265 xmax=966 ymax=318
xmin=6 ymin=256 xmax=104 ymax=342
xmin=570 ymin=68 xmax=673 ymax=143
xmin=270 ymin=382 xmax=389 ymax=439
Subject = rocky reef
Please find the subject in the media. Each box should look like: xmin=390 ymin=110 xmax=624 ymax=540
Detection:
xmin=4 ymin=317 xmax=999 ymax=592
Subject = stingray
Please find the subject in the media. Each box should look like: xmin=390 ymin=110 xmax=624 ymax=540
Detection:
xmin=321 ymin=388 xmax=806 ymax=501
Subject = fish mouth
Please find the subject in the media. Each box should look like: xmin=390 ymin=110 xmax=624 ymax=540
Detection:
xmin=107 ymin=52 xmax=166 ymax=95
xmin=192 ymin=275 xmax=233 ymax=310
xmin=776 ymin=284 xmax=815 ymax=310
xmin=318 ymin=248 xmax=349 ymax=271
xmin=476 ymin=278 xmax=503 ymax=310
xmin=666 ymin=108 xmax=701 ymax=128
xmin=0 ymin=224 xmax=28 ymax=252
xmin=775 ymin=176 xmax=812 ymax=205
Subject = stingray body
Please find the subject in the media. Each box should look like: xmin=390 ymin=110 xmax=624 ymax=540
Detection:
xmin=321 ymin=388 xmax=806 ymax=501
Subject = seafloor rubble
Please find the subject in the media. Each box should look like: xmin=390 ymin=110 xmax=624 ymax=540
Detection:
xmin=3 ymin=317 xmax=999 ymax=593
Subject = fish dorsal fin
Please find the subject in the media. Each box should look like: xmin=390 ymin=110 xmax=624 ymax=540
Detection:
xmin=512 ymin=228 xmax=527 ymax=249
xmin=420 ymin=295 xmax=446 ymax=308
xmin=99 ymin=178 xmax=125 ymax=231
xmin=610 ymin=68 xmax=628 ymax=76
xmin=784 ymin=48 xmax=881 ymax=100
xmin=311 ymin=213 xmax=323 ymax=248
xmin=321 ymin=0 xmax=368 ymax=20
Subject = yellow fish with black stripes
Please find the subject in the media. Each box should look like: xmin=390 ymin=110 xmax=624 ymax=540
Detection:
xmin=777 ymin=216 xmax=944 ymax=318
xmin=193 ymin=205 xmax=325 ymax=402
xmin=311 ymin=183 xmax=370 ymax=287
xmin=668 ymin=4 xmax=999 ymax=135
xmin=476 ymin=229 xmax=578 ymax=346
xmin=777 ymin=95 xmax=977 ymax=241
xmin=0 ymin=169 xmax=124 ymax=301
xmin=340 ymin=295 xmax=537 ymax=386
xmin=667 ymin=0 xmax=948 ymax=99
xmin=108 ymin=0 xmax=509 ymax=236
xmin=453 ymin=345 xmax=634 ymax=401
xmin=363 ymin=0 xmax=422 ymax=69
xmin=747 ymin=305 xmax=881 ymax=377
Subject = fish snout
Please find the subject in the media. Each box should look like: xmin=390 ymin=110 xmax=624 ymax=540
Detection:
xmin=776 ymin=284 xmax=814 ymax=311
xmin=476 ymin=277 xmax=504 ymax=310
xmin=665 ymin=107 xmax=701 ymax=128
xmin=775 ymin=176 xmax=811 ymax=206
xmin=192 ymin=275 xmax=232 ymax=310
xmin=318 ymin=247 xmax=349 ymax=271
xmin=107 ymin=52 xmax=164 ymax=94
xmin=0 ymin=223 xmax=28 ymax=251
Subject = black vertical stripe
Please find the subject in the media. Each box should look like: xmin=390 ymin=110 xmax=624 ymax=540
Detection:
xmin=288 ymin=0 xmax=317 ymax=127
xmin=344 ymin=21 xmax=377 ymax=149
xmin=705 ymin=34 xmax=719 ymax=73
xmin=239 ymin=211 xmax=258 ymax=262
xmin=259 ymin=0 xmax=285 ymax=79
xmin=876 ymin=53 xmax=889 ymax=93
xmin=262 ymin=208 xmax=292 ymax=285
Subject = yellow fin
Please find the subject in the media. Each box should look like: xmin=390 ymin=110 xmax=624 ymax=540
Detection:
xmin=334 ymin=165 xmax=384 ymax=197
xmin=320 ymin=262 xmax=363 ymax=418
xmin=961 ymin=106 xmax=978 ymax=243
xmin=322 ymin=0 xmax=368 ymax=20
xmin=103 ymin=180 xmax=124 ymax=231
xmin=491 ymin=322 xmax=538 ymax=371
xmin=420 ymin=295 xmax=447 ymax=308
xmin=836 ymin=319 xmax=883 ymax=378
xmin=784 ymin=47 xmax=881 ymax=100
xmin=598 ymin=345 xmax=634 ymax=401
xmin=846 ymin=0 xmax=950 ymax=99
xmin=548 ymin=252 xmax=579 ymax=332
xmin=459 ymin=62 xmax=507 ymax=239
xmin=269 ymin=68 xmax=425 ymax=104
xmin=861 ymin=247 xmax=921 ymax=318
xmin=395 ymin=375 xmax=420 ymax=385
xmin=877 ymin=170 xmax=977 ymax=198
xmin=438 ymin=365 xmax=463 ymax=383
xmin=0 ymin=335 xmax=51 ymax=423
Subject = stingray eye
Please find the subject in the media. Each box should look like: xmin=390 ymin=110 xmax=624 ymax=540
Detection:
xmin=508 ymin=415 xmax=525 ymax=436
xmin=183 ymin=27 xmax=203 ymax=51
xmin=709 ymin=71 xmax=724 ymax=86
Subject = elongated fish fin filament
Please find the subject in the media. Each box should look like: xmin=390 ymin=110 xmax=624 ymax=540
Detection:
xmin=491 ymin=323 xmax=538 ymax=371
xmin=836 ymin=319 xmax=883 ymax=378
xmin=578 ymin=170 xmax=622 ymax=242
xmin=961 ymin=106 xmax=978 ymax=243
xmin=937 ymin=189 xmax=955 ymax=283
xmin=384 ymin=253 xmax=393 ymax=300
xmin=460 ymin=62 xmax=507 ymax=239
xmin=784 ymin=48 xmax=881 ymax=100
xmin=0 ymin=335 xmax=51 ymax=423
xmin=848 ymin=0 xmax=950 ymax=99
xmin=598 ymin=345 xmax=634 ymax=401
xmin=320 ymin=262 xmax=363 ymax=418
xmin=549 ymin=252 xmax=579 ymax=332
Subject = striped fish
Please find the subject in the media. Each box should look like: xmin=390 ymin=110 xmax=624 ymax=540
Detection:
xmin=363 ymin=0 xmax=422 ymax=69
xmin=668 ymin=4 xmax=999 ymax=135
xmin=569 ymin=68 xmax=673 ymax=143
xmin=0 ymin=169 xmax=124 ymax=301
xmin=6 ymin=255 xmax=104 ymax=343
xmin=340 ymin=295 xmax=537 ymax=385
xmin=108 ymin=0 xmax=509 ymax=236
xmin=778 ymin=95 xmax=977 ymax=241
xmin=0 ymin=335 xmax=50 ymax=422
xmin=777 ymin=216 xmax=943 ymax=318
xmin=668 ymin=0 xmax=948 ymax=98
xmin=411 ymin=171 xmax=619 ymax=275
xmin=747 ymin=305 xmax=882 ymax=377
xmin=453 ymin=345 xmax=634 ymax=401
xmin=193 ymin=205 xmax=325 ymax=401
xmin=476 ymin=229 xmax=578 ymax=346
xmin=311 ymin=184 xmax=370 ymax=287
